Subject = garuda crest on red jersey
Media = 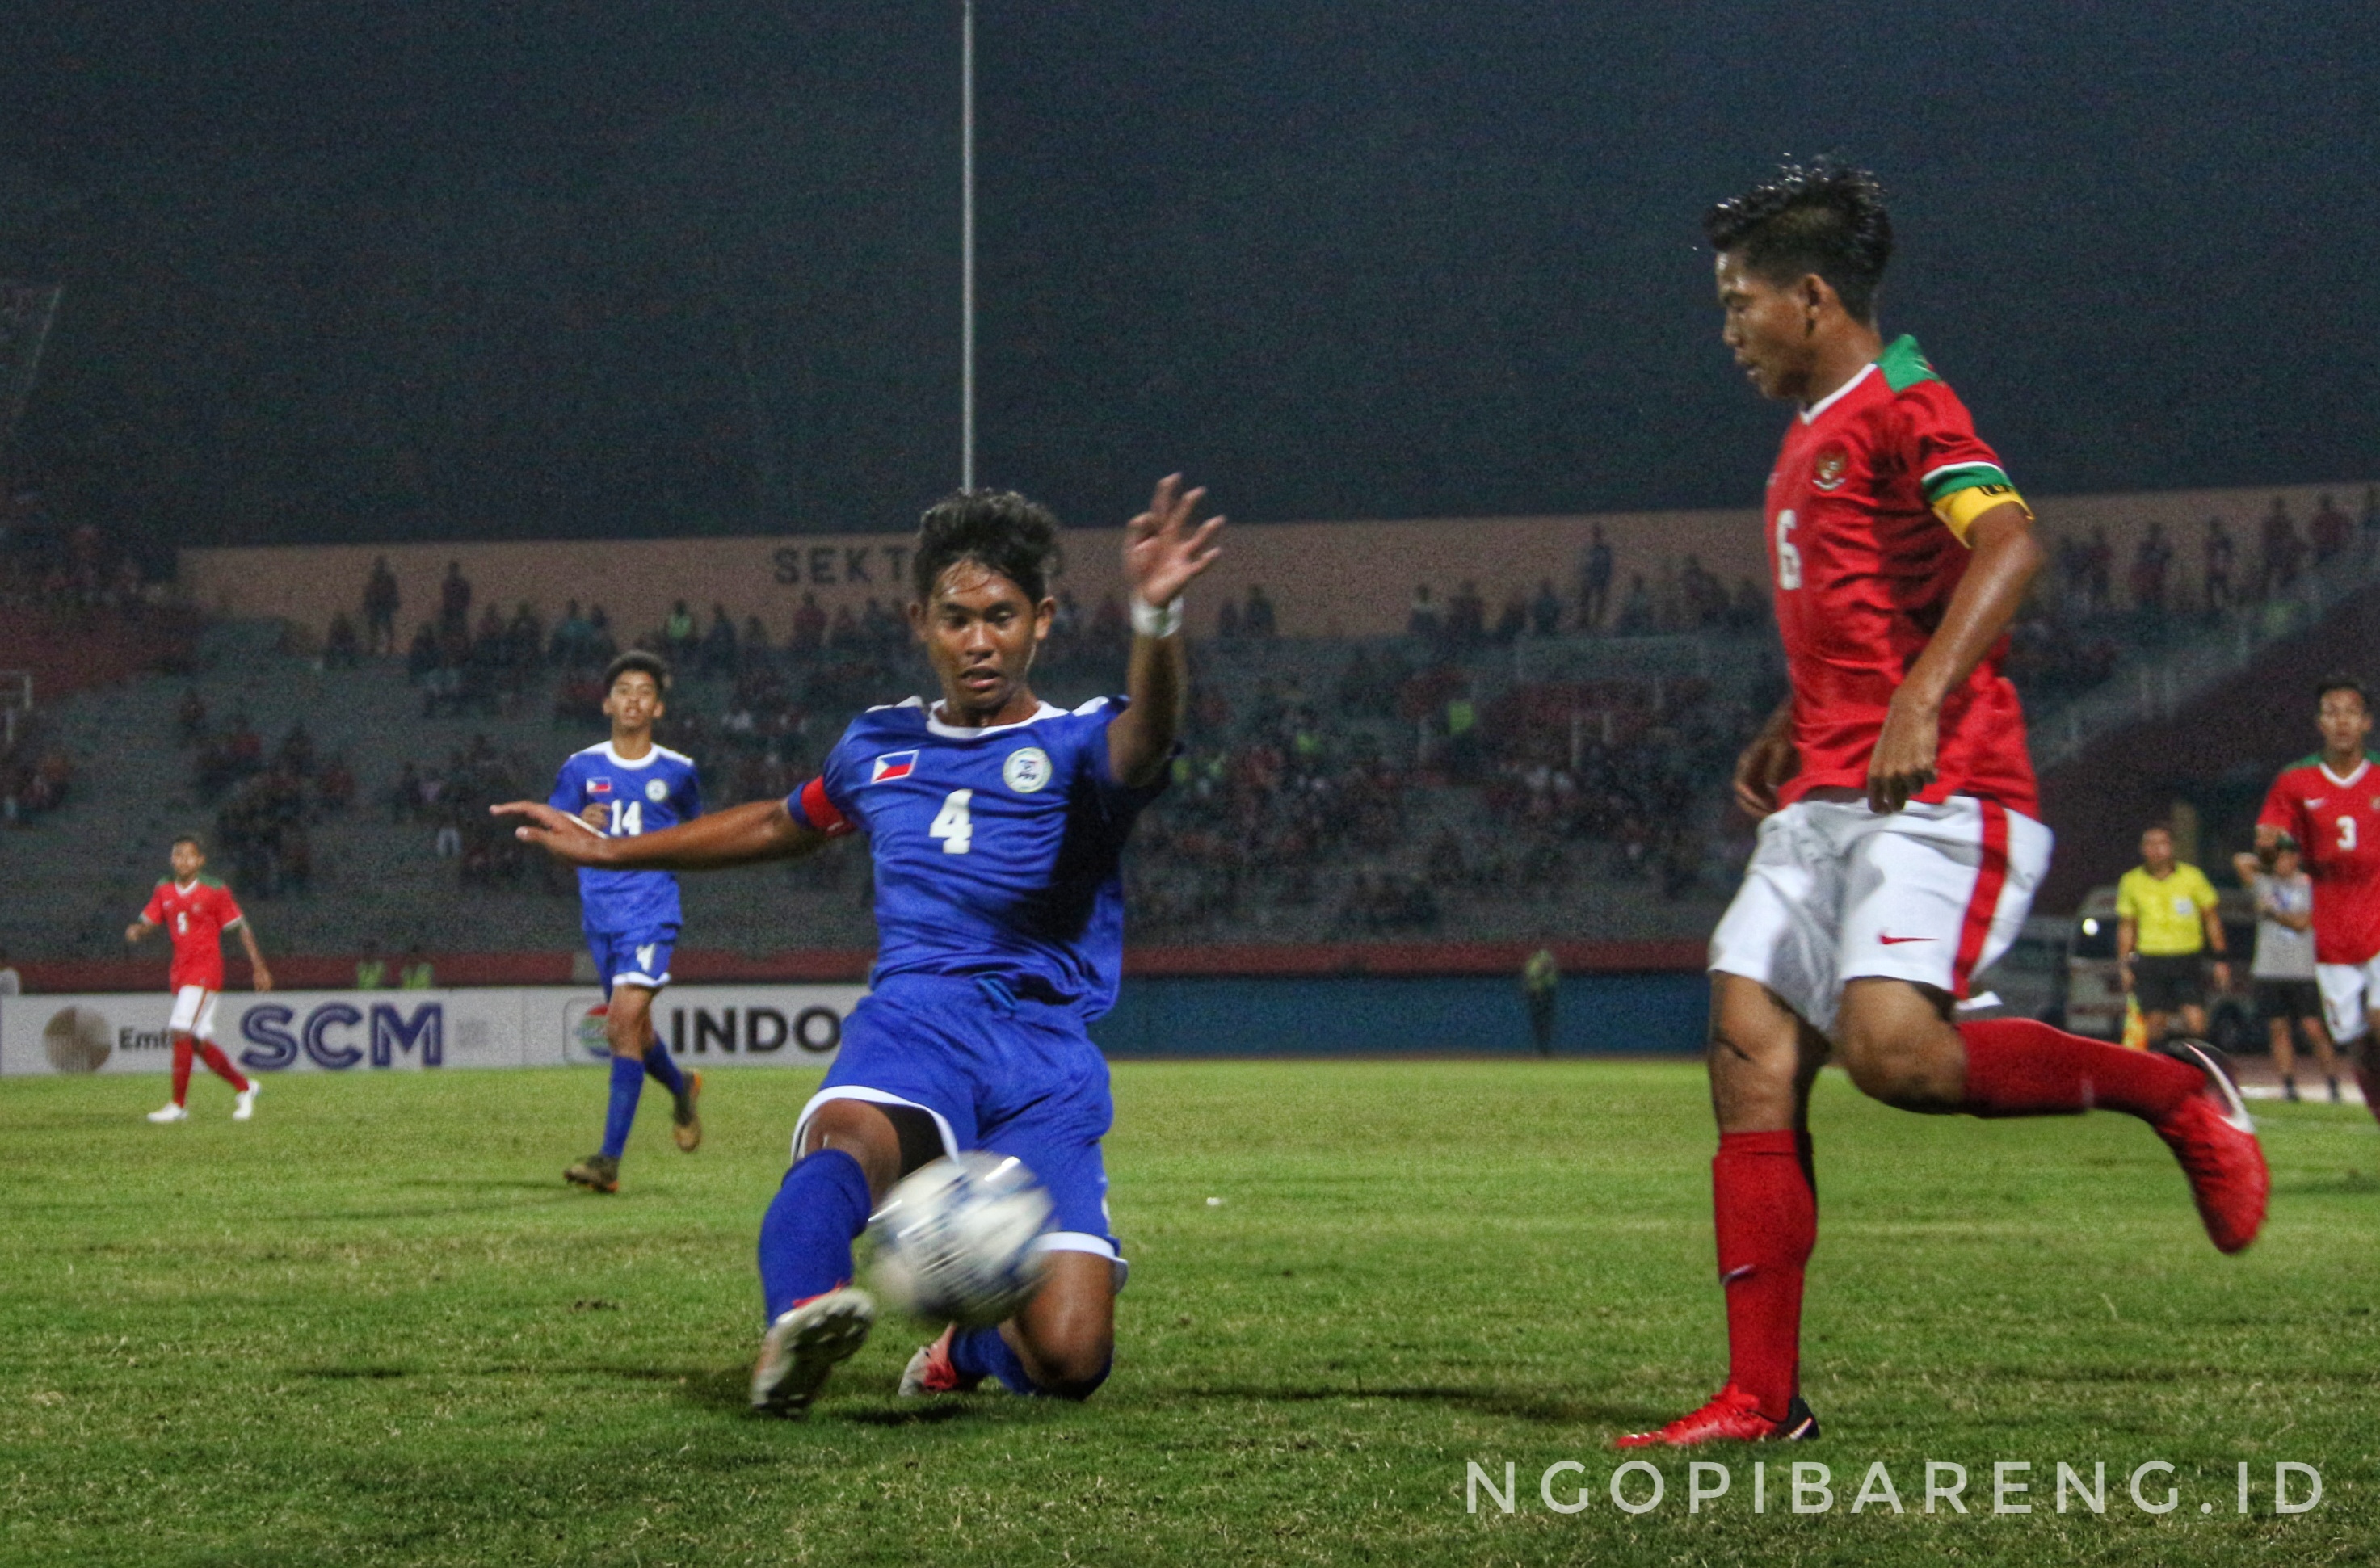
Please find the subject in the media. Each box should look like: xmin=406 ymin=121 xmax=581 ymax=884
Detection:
xmin=1811 ymin=446 xmax=1851 ymax=491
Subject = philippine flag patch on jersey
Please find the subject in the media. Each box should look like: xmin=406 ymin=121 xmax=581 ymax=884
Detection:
xmin=870 ymin=750 xmax=919 ymax=784
xmin=588 ymin=778 xmax=612 ymax=795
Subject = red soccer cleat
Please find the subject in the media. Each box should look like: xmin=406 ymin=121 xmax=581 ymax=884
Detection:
xmin=898 ymin=1324 xmax=986 ymax=1398
xmin=2151 ymin=1040 xmax=2269 ymax=1255
xmin=1614 ymin=1384 xmax=1819 ymax=1448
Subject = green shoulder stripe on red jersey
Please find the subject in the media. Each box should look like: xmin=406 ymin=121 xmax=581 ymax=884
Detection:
xmin=1920 ymin=463 xmax=2013 ymax=504
xmin=1878 ymin=334 xmax=1941 ymax=393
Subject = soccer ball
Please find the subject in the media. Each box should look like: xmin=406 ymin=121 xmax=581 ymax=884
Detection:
xmin=867 ymin=1151 xmax=1055 ymax=1326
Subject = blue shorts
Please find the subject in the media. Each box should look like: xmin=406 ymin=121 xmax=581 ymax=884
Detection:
xmin=587 ymin=927 xmax=677 ymax=997
xmin=793 ymin=973 xmax=1125 ymax=1287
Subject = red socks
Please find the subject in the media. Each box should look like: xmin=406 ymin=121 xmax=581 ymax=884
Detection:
xmin=1957 ymin=1018 xmax=2200 ymax=1121
xmin=1714 ymin=1129 xmax=1814 ymax=1423
xmin=196 ymin=1042 xmax=250 ymax=1093
xmin=170 ymin=1033 xmax=250 ymax=1101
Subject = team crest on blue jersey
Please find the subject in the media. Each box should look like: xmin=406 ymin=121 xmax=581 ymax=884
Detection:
xmin=871 ymin=750 xmax=919 ymax=784
xmin=645 ymin=779 xmax=668 ymax=802
xmin=1003 ymin=746 xmax=1053 ymax=794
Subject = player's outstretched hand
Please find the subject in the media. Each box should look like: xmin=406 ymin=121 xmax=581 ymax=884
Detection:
xmin=251 ymin=964 xmax=275 ymax=994
xmin=492 ymin=800 xmax=608 ymax=864
xmin=1123 ymin=473 xmax=1224 ymax=610
xmin=1866 ymin=691 xmax=1941 ymax=814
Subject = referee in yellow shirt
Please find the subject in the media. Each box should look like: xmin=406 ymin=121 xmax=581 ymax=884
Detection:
xmin=2116 ymin=824 xmax=2230 ymax=1049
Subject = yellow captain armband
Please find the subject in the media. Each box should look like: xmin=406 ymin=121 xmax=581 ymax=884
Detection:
xmin=1931 ymin=481 xmax=2031 ymax=544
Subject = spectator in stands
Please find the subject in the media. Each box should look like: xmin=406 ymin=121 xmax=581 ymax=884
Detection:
xmin=790 ymin=592 xmax=826 ymax=655
xmin=1090 ymin=594 xmax=1128 ymax=650
xmin=1448 ymin=580 xmax=1488 ymax=650
xmin=826 ymin=603 xmax=860 ymax=652
xmin=701 ymin=603 xmax=738 ymax=676
xmin=664 ymin=599 xmax=697 ymax=664
xmin=1614 ymin=574 xmax=1655 ymax=635
xmin=1529 ymin=578 xmax=1563 ymax=637
xmin=400 ymin=948 xmax=435 ymax=989
xmin=2260 ymin=497 xmax=2305 ymax=594
xmin=324 ymin=610 xmax=362 ymax=668
xmin=861 ymin=598 xmax=902 ymax=652
xmin=1727 ymin=576 xmax=1767 ymax=632
xmin=1244 ymin=583 xmax=1277 ymax=638
xmin=549 ymin=599 xmax=592 ymax=666
xmin=1579 ymin=523 xmax=1613 ymax=631
xmin=2310 ymin=492 xmax=2352 ymax=565
xmin=355 ymin=943 xmax=387 ymax=990
xmin=1216 ymin=595 xmax=1242 ymax=641
xmin=1399 ymin=582 xmax=1437 ymax=642
xmin=1493 ymin=589 xmax=1528 ymax=645
xmin=0 ymin=948 xmax=19 ymax=996
xmin=2203 ymin=517 xmax=2236 ymax=612
xmin=406 ymin=621 xmax=439 ymax=683
xmin=1681 ymin=554 xmax=1726 ymax=628
xmin=278 ymin=722 xmax=316 ymax=779
xmin=505 ymin=603 xmax=542 ymax=667
xmin=176 ymin=688 xmax=208 ymax=746
xmin=586 ymin=606 xmax=617 ymax=665
xmin=439 ymin=561 xmax=473 ymax=640
xmin=2130 ymin=522 xmax=2172 ymax=615
xmin=364 ymin=557 xmax=401 ymax=654
xmin=740 ymin=614 xmax=772 ymax=668
xmin=2084 ymin=527 xmax=2114 ymax=611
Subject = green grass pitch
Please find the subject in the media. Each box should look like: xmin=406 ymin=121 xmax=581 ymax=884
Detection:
xmin=2 ymin=1058 xmax=2375 ymax=1566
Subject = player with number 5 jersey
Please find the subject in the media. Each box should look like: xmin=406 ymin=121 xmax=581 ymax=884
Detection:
xmin=496 ymin=474 xmax=1223 ymax=1416
xmin=545 ymin=650 xmax=707 ymax=1193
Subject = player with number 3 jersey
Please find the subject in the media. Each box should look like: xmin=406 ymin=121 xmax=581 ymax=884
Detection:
xmin=497 ymin=474 xmax=1222 ymax=1416
xmin=546 ymin=650 xmax=707 ymax=1193
xmin=2256 ymin=676 xmax=2380 ymax=1124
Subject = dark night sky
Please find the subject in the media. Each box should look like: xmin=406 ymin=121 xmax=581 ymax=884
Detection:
xmin=0 ymin=2 xmax=2373 ymax=548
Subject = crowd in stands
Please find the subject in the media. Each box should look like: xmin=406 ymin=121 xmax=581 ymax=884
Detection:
xmin=2008 ymin=489 xmax=2380 ymax=708
xmin=0 ymin=706 xmax=74 ymax=826
xmin=0 ymin=488 xmax=159 ymax=613
xmin=178 ymin=692 xmax=354 ymax=899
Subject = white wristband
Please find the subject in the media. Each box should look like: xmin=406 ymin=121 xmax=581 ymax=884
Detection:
xmin=1129 ymin=595 xmax=1184 ymax=638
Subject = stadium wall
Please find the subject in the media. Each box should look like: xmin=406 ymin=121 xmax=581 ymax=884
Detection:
xmin=4 ymin=943 xmax=1711 ymax=1061
xmin=175 ymin=481 xmax=2364 ymax=645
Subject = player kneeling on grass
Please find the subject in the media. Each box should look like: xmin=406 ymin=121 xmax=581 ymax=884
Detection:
xmin=1620 ymin=162 xmax=2269 ymax=1448
xmin=126 ymin=834 xmax=272 ymax=1123
xmin=545 ymin=651 xmax=706 ymax=1193
xmin=498 ymin=477 xmax=1221 ymax=1415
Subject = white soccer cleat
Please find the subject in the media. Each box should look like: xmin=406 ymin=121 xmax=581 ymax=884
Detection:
xmin=750 ymin=1287 xmax=876 ymax=1417
xmin=233 ymin=1082 xmax=259 ymax=1121
xmin=146 ymin=1103 xmax=189 ymax=1124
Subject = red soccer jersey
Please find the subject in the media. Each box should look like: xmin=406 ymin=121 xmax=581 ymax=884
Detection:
xmin=1764 ymin=335 xmax=2037 ymax=815
xmin=2258 ymin=755 xmax=2380 ymax=964
xmin=140 ymin=876 xmax=246 ymax=991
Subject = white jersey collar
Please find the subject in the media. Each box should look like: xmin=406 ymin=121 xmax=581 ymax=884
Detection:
xmin=1798 ymin=360 xmax=1877 ymax=426
xmin=2320 ymin=757 xmax=2371 ymax=788
xmin=919 ymin=696 xmax=1065 ymax=742
xmin=599 ymin=740 xmax=662 ymax=770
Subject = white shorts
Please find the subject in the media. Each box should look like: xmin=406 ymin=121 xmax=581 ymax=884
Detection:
xmin=2315 ymin=958 xmax=2380 ymax=1045
xmin=167 ymin=985 xmax=221 ymax=1041
xmin=1709 ymin=796 xmax=2054 ymax=1035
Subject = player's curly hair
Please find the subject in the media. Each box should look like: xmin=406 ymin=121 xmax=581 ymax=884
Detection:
xmin=911 ymin=490 xmax=1063 ymax=605
xmin=2316 ymin=674 xmax=2369 ymax=710
xmin=603 ymin=649 xmax=671 ymax=692
xmin=1705 ymin=160 xmax=1894 ymax=323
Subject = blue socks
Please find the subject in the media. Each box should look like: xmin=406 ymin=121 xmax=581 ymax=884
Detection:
xmin=949 ymin=1323 xmax=1112 ymax=1398
xmin=599 ymin=1052 xmax=642 ymax=1159
xmin=757 ymin=1149 xmax=873 ymax=1321
xmin=641 ymin=1043 xmax=687 ymax=1098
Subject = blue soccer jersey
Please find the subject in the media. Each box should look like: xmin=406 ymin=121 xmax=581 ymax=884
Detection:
xmin=549 ymin=742 xmax=704 ymax=934
xmin=787 ymin=696 xmax=1163 ymax=1019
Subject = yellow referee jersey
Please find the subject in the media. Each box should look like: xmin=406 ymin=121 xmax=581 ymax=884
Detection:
xmin=2115 ymin=864 xmax=2218 ymax=956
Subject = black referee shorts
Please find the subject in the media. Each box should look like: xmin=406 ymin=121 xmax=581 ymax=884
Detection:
xmin=2131 ymin=952 xmax=2205 ymax=1015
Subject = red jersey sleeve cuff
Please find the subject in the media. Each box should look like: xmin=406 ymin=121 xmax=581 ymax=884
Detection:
xmin=788 ymin=776 xmax=853 ymax=838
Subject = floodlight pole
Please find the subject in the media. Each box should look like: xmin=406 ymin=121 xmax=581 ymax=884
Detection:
xmin=960 ymin=0 xmax=977 ymax=491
